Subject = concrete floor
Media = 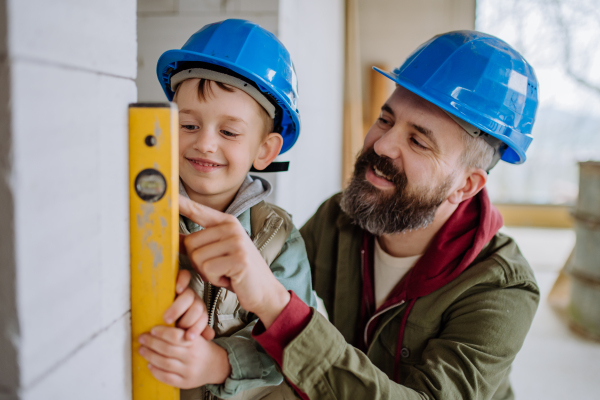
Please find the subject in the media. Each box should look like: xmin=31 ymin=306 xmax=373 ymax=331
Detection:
xmin=501 ymin=227 xmax=600 ymax=399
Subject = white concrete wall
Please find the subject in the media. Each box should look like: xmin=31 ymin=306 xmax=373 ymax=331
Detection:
xmin=358 ymin=0 xmax=475 ymax=125
xmin=137 ymin=0 xmax=345 ymax=227
xmin=275 ymin=0 xmax=344 ymax=226
xmin=0 ymin=0 xmax=137 ymax=398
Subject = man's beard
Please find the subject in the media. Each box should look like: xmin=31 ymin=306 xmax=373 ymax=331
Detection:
xmin=340 ymin=148 xmax=454 ymax=235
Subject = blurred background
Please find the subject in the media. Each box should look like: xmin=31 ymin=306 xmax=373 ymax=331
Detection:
xmin=1 ymin=0 xmax=599 ymax=398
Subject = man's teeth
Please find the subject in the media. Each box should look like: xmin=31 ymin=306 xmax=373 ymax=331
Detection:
xmin=373 ymin=166 xmax=392 ymax=181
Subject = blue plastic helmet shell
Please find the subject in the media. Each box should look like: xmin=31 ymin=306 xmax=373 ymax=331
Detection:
xmin=157 ymin=19 xmax=300 ymax=154
xmin=374 ymin=30 xmax=539 ymax=164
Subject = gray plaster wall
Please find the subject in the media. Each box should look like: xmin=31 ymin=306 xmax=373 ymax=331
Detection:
xmin=0 ymin=0 xmax=137 ymax=398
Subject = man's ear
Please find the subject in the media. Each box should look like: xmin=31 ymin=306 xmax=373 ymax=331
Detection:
xmin=253 ymin=133 xmax=284 ymax=171
xmin=447 ymin=168 xmax=488 ymax=205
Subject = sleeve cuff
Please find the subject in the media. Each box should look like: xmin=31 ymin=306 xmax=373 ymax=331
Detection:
xmin=252 ymin=290 xmax=312 ymax=366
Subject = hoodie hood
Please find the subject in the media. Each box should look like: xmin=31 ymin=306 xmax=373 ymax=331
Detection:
xmin=179 ymin=174 xmax=272 ymax=218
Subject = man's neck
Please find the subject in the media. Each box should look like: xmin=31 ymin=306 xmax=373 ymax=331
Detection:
xmin=377 ymin=201 xmax=458 ymax=258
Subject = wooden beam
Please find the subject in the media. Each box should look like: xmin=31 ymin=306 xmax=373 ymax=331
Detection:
xmin=342 ymin=0 xmax=364 ymax=188
xmin=494 ymin=203 xmax=573 ymax=228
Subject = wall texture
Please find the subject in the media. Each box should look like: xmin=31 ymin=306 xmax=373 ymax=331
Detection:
xmin=0 ymin=0 xmax=137 ymax=398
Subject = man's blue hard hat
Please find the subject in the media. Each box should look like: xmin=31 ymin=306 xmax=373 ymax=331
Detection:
xmin=157 ymin=19 xmax=300 ymax=154
xmin=374 ymin=30 xmax=539 ymax=164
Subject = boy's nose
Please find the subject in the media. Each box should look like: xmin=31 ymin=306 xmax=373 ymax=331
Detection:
xmin=193 ymin=130 xmax=218 ymax=153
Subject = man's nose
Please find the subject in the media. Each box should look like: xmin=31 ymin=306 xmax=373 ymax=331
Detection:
xmin=373 ymin=129 xmax=403 ymax=161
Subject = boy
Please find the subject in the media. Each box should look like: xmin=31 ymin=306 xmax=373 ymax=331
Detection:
xmin=137 ymin=19 xmax=316 ymax=400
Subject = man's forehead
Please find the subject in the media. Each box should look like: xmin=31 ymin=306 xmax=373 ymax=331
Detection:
xmin=381 ymin=86 xmax=467 ymax=154
xmin=388 ymin=86 xmax=446 ymax=116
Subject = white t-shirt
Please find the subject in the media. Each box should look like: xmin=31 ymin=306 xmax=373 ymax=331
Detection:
xmin=374 ymin=238 xmax=422 ymax=309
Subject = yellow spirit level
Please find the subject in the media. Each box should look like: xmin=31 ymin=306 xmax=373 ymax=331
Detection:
xmin=129 ymin=103 xmax=179 ymax=400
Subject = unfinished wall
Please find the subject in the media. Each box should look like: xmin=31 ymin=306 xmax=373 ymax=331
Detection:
xmin=0 ymin=0 xmax=137 ymax=398
xmin=137 ymin=0 xmax=345 ymax=227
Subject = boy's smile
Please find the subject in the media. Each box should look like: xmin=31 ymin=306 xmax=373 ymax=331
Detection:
xmin=176 ymin=78 xmax=282 ymax=211
xmin=186 ymin=157 xmax=226 ymax=173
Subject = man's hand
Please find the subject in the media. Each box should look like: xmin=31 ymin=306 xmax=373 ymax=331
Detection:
xmin=178 ymin=195 xmax=291 ymax=328
xmin=164 ymin=269 xmax=214 ymax=341
xmin=138 ymin=326 xmax=231 ymax=388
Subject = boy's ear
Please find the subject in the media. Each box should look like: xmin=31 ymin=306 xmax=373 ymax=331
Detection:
xmin=253 ymin=133 xmax=284 ymax=171
xmin=447 ymin=168 xmax=487 ymax=205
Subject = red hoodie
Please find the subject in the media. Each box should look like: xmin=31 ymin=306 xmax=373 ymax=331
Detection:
xmin=253 ymin=188 xmax=503 ymax=393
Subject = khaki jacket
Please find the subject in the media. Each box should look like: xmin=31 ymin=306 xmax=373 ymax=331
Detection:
xmin=284 ymin=194 xmax=540 ymax=400
xmin=180 ymin=200 xmax=307 ymax=400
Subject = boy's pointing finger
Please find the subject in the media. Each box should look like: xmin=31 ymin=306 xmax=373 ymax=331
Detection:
xmin=178 ymin=195 xmax=231 ymax=228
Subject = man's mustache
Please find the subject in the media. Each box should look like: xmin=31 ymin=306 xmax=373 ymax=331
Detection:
xmin=356 ymin=149 xmax=405 ymax=187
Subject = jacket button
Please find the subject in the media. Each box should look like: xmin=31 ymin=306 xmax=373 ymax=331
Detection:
xmin=401 ymin=347 xmax=410 ymax=358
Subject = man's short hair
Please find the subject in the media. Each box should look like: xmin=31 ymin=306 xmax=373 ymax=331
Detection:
xmin=459 ymin=133 xmax=496 ymax=171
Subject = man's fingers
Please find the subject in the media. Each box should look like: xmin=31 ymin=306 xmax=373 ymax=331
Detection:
xmin=147 ymin=364 xmax=185 ymax=388
xmin=188 ymin=236 xmax=244 ymax=278
xmin=163 ymin=288 xmax=196 ymax=324
xmin=175 ymin=269 xmax=192 ymax=294
xmin=197 ymin=254 xmax=235 ymax=289
xmin=183 ymin=222 xmax=240 ymax=256
xmin=200 ymin=326 xmax=215 ymax=341
xmin=179 ymin=195 xmax=232 ymax=229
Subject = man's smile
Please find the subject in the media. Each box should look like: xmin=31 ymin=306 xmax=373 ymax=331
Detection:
xmin=365 ymin=165 xmax=395 ymax=188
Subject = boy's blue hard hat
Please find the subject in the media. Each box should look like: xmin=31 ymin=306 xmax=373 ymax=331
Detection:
xmin=157 ymin=19 xmax=300 ymax=154
xmin=374 ymin=30 xmax=539 ymax=164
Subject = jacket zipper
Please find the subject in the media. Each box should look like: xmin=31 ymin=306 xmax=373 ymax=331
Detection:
xmin=204 ymin=283 xmax=222 ymax=400
xmin=258 ymin=220 xmax=282 ymax=253
xmin=364 ymin=301 xmax=406 ymax=349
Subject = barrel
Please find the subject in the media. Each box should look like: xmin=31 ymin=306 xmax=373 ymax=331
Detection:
xmin=569 ymin=161 xmax=600 ymax=340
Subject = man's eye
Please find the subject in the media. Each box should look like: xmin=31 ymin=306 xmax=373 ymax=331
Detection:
xmin=181 ymin=124 xmax=198 ymax=131
xmin=411 ymin=137 xmax=427 ymax=149
xmin=221 ymin=130 xmax=239 ymax=138
xmin=377 ymin=117 xmax=391 ymax=126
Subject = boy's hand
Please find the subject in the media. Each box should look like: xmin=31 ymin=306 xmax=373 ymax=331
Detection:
xmin=138 ymin=326 xmax=231 ymax=388
xmin=179 ymin=195 xmax=291 ymax=328
xmin=164 ymin=269 xmax=214 ymax=341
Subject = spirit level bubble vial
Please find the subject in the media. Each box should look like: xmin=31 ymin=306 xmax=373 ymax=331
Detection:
xmin=129 ymin=103 xmax=179 ymax=400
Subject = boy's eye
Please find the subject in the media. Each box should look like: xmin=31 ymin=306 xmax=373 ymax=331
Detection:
xmin=181 ymin=124 xmax=199 ymax=131
xmin=220 ymin=130 xmax=240 ymax=138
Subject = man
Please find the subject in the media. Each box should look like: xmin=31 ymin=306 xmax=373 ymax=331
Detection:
xmin=175 ymin=31 xmax=540 ymax=399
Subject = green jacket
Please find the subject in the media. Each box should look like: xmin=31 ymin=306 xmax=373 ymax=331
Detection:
xmin=287 ymin=194 xmax=539 ymax=400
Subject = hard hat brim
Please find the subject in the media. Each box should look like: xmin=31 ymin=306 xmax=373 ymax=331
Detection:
xmin=373 ymin=66 xmax=531 ymax=164
xmin=157 ymin=49 xmax=300 ymax=155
